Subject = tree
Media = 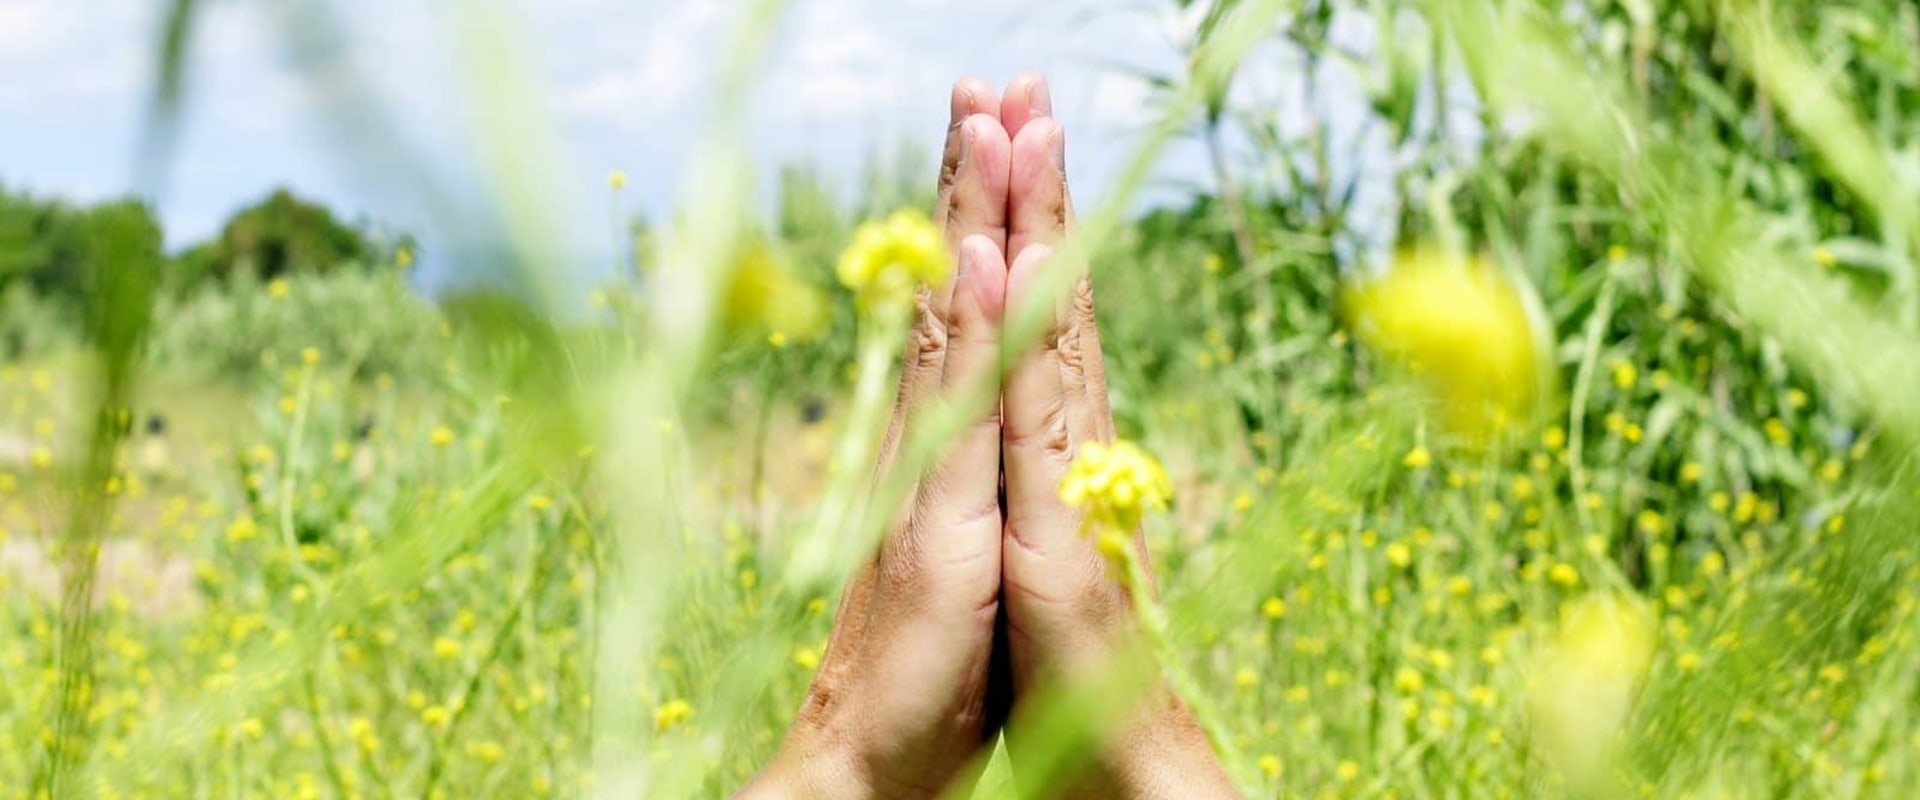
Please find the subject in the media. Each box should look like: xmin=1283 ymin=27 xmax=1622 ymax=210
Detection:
xmin=185 ymin=188 xmax=368 ymax=285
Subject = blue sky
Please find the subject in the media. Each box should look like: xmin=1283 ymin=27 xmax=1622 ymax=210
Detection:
xmin=0 ymin=0 xmax=1386 ymax=287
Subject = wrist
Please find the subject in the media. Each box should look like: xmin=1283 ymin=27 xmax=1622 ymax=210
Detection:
xmin=1099 ymin=697 xmax=1241 ymax=799
xmin=735 ymin=723 xmax=870 ymax=800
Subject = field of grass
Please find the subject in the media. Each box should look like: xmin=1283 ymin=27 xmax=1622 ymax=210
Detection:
xmin=8 ymin=0 xmax=1920 ymax=798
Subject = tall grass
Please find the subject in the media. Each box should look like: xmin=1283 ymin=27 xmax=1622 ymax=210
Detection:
xmin=4 ymin=0 xmax=1919 ymax=798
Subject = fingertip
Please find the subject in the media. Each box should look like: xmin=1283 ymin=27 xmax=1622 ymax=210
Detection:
xmin=951 ymin=76 xmax=999 ymax=123
xmin=1025 ymin=73 xmax=1053 ymax=118
xmin=1006 ymin=243 xmax=1055 ymax=293
xmin=957 ymin=112 xmax=1013 ymax=197
xmin=1001 ymin=71 xmax=1050 ymax=137
xmin=1013 ymin=117 xmax=1065 ymax=174
xmin=960 ymin=235 xmax=1008 ymax=321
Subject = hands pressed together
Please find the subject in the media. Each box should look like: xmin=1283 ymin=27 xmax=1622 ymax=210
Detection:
xmin=736 ymin=75 xmax=1239 ymax=800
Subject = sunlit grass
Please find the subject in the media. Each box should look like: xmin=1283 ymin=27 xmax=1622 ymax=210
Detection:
xmin=4 ymin=0 xmax=1920 ymax=798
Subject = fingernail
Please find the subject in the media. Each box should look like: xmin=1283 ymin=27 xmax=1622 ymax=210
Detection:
xmin=1048 ymin=125 xmax=1066 ymax=171
xmin=951 ymin=84 xmax=973 ymax=124
xmin=1028 ymin=77 xmax=1053 ymax=118
xmin=957 ymin=240 xmax=977 ymax=282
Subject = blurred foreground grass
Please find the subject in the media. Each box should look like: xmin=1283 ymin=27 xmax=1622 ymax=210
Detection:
xmin=5 ymin=0 xmax=1920 ymax=798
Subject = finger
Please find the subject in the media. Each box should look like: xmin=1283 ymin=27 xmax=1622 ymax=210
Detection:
xmin=894 ymin=111 xmax=1010 ymax=469
xmin=880 ymin=236 xmax=1009 ymax=609
xmin=878 ymin=79 xmax=1002 ymax=478
xmin=999 ymin=71 xmax=1054 ymax=142
xmin=838 ymin=80 xmax=1001 ymax=680
xmin=934 ymin=77 xmax=1001 ymax=232
xmin=1000 ymin=243 xmax=1118 ymax=660
xmin=1008 ymin=116 xmax=1108 ymax=445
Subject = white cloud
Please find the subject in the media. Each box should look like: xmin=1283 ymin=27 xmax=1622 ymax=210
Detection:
xmin=0 ymin=1 xmax=66 ymax=61
xmin=551 ymin=1 xmax=722 ymax=129
xmin=0 ymin=0 xmax=147 ymax=104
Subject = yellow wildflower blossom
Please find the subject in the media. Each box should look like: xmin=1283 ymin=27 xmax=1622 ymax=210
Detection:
xmin=1347 ymin=248 xmax=1550 ymax=439
xmin=1058 ymin=440 xmax=1173 ymax=539
xmin=837 ymin=209 xmax=950 ymax=313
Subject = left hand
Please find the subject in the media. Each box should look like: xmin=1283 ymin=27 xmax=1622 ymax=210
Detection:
xmin=736 ymin=76 xmax=1013 ymax=800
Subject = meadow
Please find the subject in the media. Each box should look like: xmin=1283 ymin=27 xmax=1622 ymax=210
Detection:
xmin=5 ymin=0 xmax=1920 ymax=798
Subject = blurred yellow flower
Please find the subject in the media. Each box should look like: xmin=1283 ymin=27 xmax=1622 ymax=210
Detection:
xmin=725 ymin=241 xmax=827 ymax=344
xmin=1548 ymin=563 xmax=1579 ymax=587
xmin=1058 ymin=440 xmax=1173 ymax=540
xmin=608 ymin=170 xmax=628 ymax=191
xmin=654 ymin=699 xmax=693 ymax=733
xmin=1261 ymin=596 xmax=1287 ymax=620
xmin=1611 ymin=361 xmax=1637 ymax=390
xmin=1530 ymin=592 xmax=1654 ymax=788
xmin=837 ymin=209 xmax=949 ymax=313
xmin=1348 ymin=248 xmax=1549 ymax=440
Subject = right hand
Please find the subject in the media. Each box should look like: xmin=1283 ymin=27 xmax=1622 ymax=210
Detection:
xmin=993 ymin=72 xmax=1242 ymax=799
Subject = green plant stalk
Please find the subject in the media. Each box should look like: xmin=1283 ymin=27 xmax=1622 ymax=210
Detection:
xmin=1113 ymin=537 xmax=1251 ymax=792
xmin=786 ymin=309 xmax=908 ymax=587
xmin=1566 ymin=267 xmax=1618 ymax=540
xmin=421 ymin=522 xmax=557 ymax=800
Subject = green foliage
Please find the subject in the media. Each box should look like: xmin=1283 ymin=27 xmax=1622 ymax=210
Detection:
xmin=10 ymin=0 xmax=1920 ymax=798
xmin=146 ymin=268 xmax=446 ymax=382
xmin=173 ymin=188 xmax=370 ymax=289
xmin=0 ymin=187 xmax=165 ymax=320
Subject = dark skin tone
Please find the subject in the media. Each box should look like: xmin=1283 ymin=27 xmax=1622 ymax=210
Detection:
xmin=735 ymin=74 xmax=1240 ymax=800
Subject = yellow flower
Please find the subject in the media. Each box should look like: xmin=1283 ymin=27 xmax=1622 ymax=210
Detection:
xmin=1058 ymin=440 xmax=1173 ymax=538
xmin=466 ymin=740 xmax=506 ymax=764
xmin=1348 ymin=248 xmax=1549 ymax=439
xmin=432 ymin=637 xmax=463 ymax=660
xmin=268 ymin=279 xmax=290 ymax=299
xmin=430 ymin=426 xmax=456 ymax=447
xmin=1530 ymin=592 xmax=1654 ymax=787
xmin=1385 ymin=542 xmax=1412 ymax=568
xmin=1257 ymin=754 xmax=1282 ymax=780
xmin=726 ymin=241 xmax=827 ymax=342
xmin=1235 ymin=668 xmax=1258 ymax=688
xmin=1548 ymin=563 xmax=1579 ymax=587
xmin=1261 ymin=596 xmax=1287 ymax=620
xmin=1611 ymin=361 xmax=1637 ymax=390
xmin=396 ymin=246 xmax=414 ymax=269
xmin=837 ymin=209 xmax=950 ymax=313
xmin=608 ymin=170 xmax=628 ymax=191
xmin=1402 ymin=445 xmax=1432 ymax=469
xmin=654 ymin=699 xmax=693 ymax=733
xmin=792 ymin=647 xmax=820 ymax=670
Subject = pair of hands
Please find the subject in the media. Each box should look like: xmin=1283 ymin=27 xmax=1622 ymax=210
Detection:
xmin=738 ymin=75 xmax=1237 ymax=799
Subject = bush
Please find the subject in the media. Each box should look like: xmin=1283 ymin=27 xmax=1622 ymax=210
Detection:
xmin=147 ymin=267 xmax=447 ymax=382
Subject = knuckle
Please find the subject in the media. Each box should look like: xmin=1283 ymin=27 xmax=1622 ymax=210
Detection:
xmin=1058 ymin=326 xmax=1088 ymax=380
xmin=1071 ymin=273 xmax=1097 ymax=321
xmin=1006 ymin=401 xmax=1071 ymax=456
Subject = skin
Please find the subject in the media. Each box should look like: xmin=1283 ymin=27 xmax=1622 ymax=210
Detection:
xmin=735 ymin=74 xmax=1240 ymax=800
